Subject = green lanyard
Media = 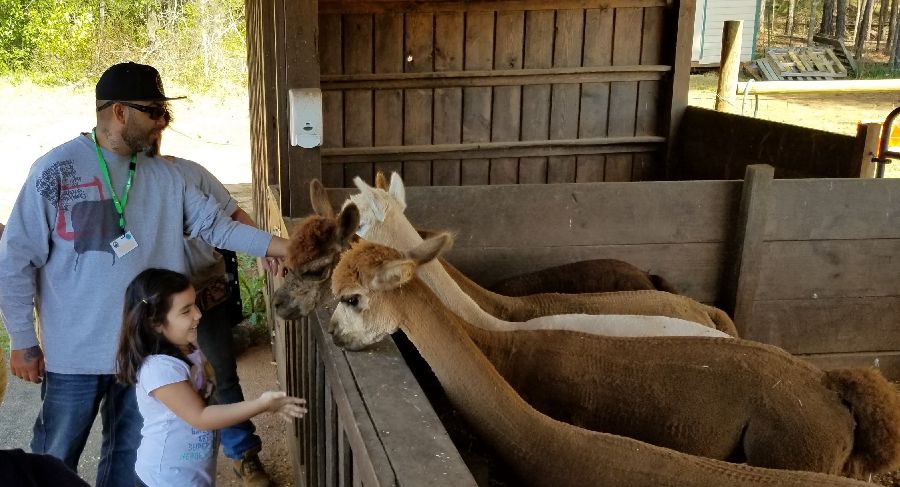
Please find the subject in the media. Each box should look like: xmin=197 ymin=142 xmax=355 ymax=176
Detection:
xmin=91 ymin=128 xmax=136 ymax=231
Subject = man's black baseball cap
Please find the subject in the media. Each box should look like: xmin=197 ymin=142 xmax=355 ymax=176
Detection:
xmin=95 ymin=62 xmax=185 ymax=101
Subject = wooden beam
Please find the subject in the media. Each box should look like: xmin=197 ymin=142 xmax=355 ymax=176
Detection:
xmin=283 ymin=0 xmax=322 ymax=217
xmin=322 ymin=65 xmax=670 ymax=90
xmin=319 ymin=0 xmax=667 ymax=14
xmin=736 ymin=79 xmax=900 ymax=94
xmin=857 ymin=122 xmax=881 ymax=178
xmin=664 ymin=0 xmax=696 ymax=178
xmin=724 ymin=164 xmax=774 ymax=337
xmin=273 ymin=0 xmax=290 ymax=215
xmin=321 ymin=136 xmax=666 ymax=163
xmin=715 ymin=20 xmax=743 ymax=113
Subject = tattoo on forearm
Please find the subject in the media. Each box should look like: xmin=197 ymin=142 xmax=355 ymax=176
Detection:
xmin=23 ymin=346 xmax=43 ymax=362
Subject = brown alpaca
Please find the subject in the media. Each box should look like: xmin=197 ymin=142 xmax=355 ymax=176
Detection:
xmin=271 ymin=181 xmax=359 ymax=319
xmin=327 ymin=236 xmax=872 ymax=487
xmin=353 ymin=174 xmax=738 ymax=336
xmin=489 ymin=258 xmax=679 ymax=296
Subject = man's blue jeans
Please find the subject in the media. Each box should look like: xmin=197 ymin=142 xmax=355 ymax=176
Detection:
xmin=31 ymin=372 xmax=141 ymax=487
xmin=197 ymin=302 xmax=263 ymax=459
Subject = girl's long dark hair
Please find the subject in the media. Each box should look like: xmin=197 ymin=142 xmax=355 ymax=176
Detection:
xmin=116 ymin=268 xmax=193 ymax=385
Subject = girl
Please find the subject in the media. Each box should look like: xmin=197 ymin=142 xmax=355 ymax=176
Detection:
xmin=116 ymin=268 xmax=306 ymax=486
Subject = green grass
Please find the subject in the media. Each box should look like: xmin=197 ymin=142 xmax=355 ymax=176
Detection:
xmin=854 ymin=61 xmax=900 ymax=80
xmin=0 ymin=318 xmax=7 ymax=356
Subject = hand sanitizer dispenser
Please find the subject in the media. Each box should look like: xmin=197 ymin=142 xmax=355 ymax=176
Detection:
xmin=289 ymin=88 xmax=323 ymax=148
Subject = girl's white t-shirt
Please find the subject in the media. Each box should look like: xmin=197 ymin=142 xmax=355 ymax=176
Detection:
xmin=135 ymin=350 xmax=217 ymax=486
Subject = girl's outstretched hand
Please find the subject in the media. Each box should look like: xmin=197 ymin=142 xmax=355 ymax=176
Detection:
xmin=259 ymin=391 xmax=308 ymax=422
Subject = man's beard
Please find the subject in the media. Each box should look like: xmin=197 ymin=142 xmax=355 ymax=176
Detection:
xmin=121 ymin=122 xmax=163 ymax=156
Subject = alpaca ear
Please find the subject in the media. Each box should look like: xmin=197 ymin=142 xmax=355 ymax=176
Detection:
xmin=406 ymin=232 xmax=453 ymax=265
xmin=335 ymin=203 xmax=360 ymax=247
xmin=375 ymin=171 xmax=388 ymax=190
xmin=388 ymin=172 xmax=406 ymax=205
xmin=353 ymin=177 xmax=386 ymax=222
xmin=309 ymin=179 xmax=335 ymax=219
xmin=370 ymin=259 xmax=416 ymax=291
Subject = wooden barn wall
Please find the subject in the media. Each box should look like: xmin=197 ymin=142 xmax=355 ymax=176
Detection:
xmin=672 ymin=107 xmax=869 ymax=180
xmin=317 ymin=0 xmax=689 ymax=187
xmin=743 ymin=178 xmax=900 ymax=376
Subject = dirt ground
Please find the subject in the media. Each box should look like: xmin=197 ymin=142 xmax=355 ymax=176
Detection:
xmin=215 ymin=343 xmax=295 ymax=486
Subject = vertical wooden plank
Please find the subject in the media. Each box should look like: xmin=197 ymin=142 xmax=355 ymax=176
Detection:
xmin=577 ymin=8 xmax=614 ymax=183
xmin=320 ymin=14 xmax=345 ymax=188
xmin=343 ymin=14 xmax=375 ymax=187
xmin=404 ymin=12 xmax=435 ymax=186
xmin=490 ymin=11 xmax=525 ymax=184
xmin=273 ymin=0 xmax=290 ymax=209
xmin=338 ymin=427 xmax=351 ymax=487
xmin=606 ymin=7 xmax=643 ymax=182
xmin=857 ymin=122 xmax=881 ymax=178
xmin=433 ymin=12 xmax=465 ymax=185
xmin=632 ymin=6 xmax=664 ymax=181
xmin=374 ymin=12 xmax=405 ymax=179
xmin=519 ymin=10 xmax=554 ymax=184
xmin=636 ymin=7 xmax=663 ymax=137
xmin=462 ymin=11 xmax=494 ymax=185
xmin=548 ymin=9 xmax=584 ymax=183
xmin=315 ymin=344 xmax=326 ymax=487
xmin=324 ymin=377 xmax=337 ymax=486
xmin=284 ymin=0 xmax=322 ymax=216
xmin=260 ymin=0 xmax=279 ymax=189
xmin=663 ymin=0 xmax=697 ymax=178
xmin=305 ymin=318 xmax=316 ymax=485
xmin=724 ymin=164 xmax=774 ymax=340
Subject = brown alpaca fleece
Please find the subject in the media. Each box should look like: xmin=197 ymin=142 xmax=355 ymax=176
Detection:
xmin=329 ymin=242 xmax=872 ymax=487
xmin=825 ymin=369 xmax=900 ymax=476
xmin=442 ymin=259 xmax=740 ymax=337
xmin=285 ymin=216 xmax=336 ymax=270
xmin=489 ymin=258 xmax=679 ymax=296
xmin=467 ymin=324 xmax=900 ymax=476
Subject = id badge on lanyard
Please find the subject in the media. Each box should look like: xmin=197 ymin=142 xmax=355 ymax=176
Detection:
xmin=91 ymin=128 xmax=140 ymax=258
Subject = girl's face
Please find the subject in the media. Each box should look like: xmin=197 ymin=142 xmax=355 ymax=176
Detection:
xmin=154 ymin=287 xmax=202 ymax=353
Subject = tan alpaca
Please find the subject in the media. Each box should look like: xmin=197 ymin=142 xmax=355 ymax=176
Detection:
xmin=327 ymin=236 xmax=874 ymax=486
xmin=351 ymin=174 xmax=737 ymax=336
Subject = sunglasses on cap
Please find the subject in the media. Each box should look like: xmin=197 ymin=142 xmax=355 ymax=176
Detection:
xmin=97 ymin=101 xmax=169 ymax=121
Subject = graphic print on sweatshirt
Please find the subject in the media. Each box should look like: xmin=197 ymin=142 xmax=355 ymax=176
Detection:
xmin=36 ymin=159 xmax=121 ymax=265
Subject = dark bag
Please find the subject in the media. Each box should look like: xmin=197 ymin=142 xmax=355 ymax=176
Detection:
xmin=195 ymin=248 xmax=244 ymax=327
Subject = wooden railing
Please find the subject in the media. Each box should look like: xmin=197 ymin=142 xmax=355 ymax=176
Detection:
xmin=264 ymin=194 xmax=476 ymax=487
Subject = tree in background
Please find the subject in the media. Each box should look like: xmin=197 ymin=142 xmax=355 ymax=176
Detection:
xmin=855 ymin=0 xmax=876 ymax=58
xmin=0 ymin=0 xmax=246 ymax=91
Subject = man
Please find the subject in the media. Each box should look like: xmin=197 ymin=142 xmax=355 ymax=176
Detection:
xmin=0 ymin=62 xmax=289 ymax=486
xmin=167 ymin=153 xmax=276 ymax=485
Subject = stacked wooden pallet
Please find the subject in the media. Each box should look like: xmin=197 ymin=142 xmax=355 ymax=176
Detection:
xmin=813 ymin=34 xmax=859 ymax=75
xmin=753 ymin=47 xmax=849 ymax=81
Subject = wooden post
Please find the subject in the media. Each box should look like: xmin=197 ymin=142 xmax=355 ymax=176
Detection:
xmin=857 ymin=122 xmax=882 ymax=177
xmin=715 ymin=21 xmax=743 ymax=113
xmin=283 ymin=0 xmax=323 ymax=217
xmin=724 ymin=164 xmax=774 ymax=339
xmin=664 ymin=0 xmax=697 ymax=178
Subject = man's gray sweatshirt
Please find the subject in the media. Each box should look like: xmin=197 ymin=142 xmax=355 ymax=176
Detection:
xmin=0 ymin=134 xmax=272 ymax=375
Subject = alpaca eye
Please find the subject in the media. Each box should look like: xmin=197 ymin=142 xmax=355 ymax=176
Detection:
xmin=340 ymin=295 xmax=359 ymax=307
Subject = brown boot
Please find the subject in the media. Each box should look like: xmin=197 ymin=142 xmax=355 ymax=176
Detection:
xmin=232 ymin=448 xmax=273 ymax=487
